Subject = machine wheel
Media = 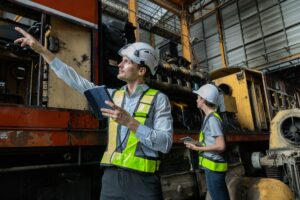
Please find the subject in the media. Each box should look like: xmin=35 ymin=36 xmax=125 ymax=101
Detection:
xmin=270 ymin=109 xmax=300 ymax=148
xmin=280 ymin=115 xmax=300 ymax=145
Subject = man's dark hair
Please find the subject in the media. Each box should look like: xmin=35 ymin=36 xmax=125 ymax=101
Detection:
xmin=138 ymin=64 xmax=152 ymax=79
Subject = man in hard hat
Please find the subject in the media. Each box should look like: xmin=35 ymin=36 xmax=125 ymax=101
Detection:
xmin=184 ymin=84 xmax=230 ymax=200
xmin=14 ymin=27 xmax=173 ymax=200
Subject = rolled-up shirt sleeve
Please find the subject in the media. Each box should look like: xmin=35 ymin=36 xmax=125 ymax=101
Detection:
xmin=49 ymin=57 xmax=95 ymax=93
xmin=135 ymin=93 xmax=173 ymax=154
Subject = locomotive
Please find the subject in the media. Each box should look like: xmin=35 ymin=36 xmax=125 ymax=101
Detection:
xmin=0 ymin=1 xmax=299 ymax=199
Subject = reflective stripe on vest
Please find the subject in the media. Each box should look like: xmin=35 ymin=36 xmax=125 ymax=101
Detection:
xmin=101 ymin=88 xmax=160 ymax=173
xmin=198 ymin=112 xmax=228 ymax=172
xmin=101 ymin=90 xmax=125 ymax=166
xmin=199 ymin=156 xmax=228 ymax=172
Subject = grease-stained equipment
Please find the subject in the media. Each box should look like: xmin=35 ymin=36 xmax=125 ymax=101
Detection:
xmin=252 ymin=109 xmax=300 ymax=200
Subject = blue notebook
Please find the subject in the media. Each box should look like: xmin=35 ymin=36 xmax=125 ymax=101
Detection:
xmin=83 ymin=85 xmax=113 ymax=120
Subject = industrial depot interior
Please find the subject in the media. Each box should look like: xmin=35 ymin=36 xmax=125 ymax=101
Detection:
xmin=0 ymin=0 xmax=299 ymax=199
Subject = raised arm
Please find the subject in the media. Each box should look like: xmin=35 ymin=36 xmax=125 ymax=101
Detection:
xmin=14 ymin=27 xmax=95 ymax=93
xmin=14 ymin=27 xmax=55 ymax=64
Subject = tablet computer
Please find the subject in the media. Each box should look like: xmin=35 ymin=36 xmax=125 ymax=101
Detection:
xmin=180 ymin=136 xmax=202 ymax=146
xmin=84 ymin=85 xmax=113 ymax=120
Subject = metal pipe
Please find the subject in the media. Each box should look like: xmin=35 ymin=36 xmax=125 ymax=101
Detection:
xmin=259 ymin=155 xmax=275 ymax=167
xmin=255 ymin=52 xmax=300 ymax=71
xmin=277 ymin=0 xmax=290 ymax=55
xmin=37 ymin=13 xmax=46 ymax=106
xmin=28 ymin=61 xmax=34 ymax=105
xmin=0 ymin=127 xmax=103 ymax=132
xmin=254 ymin=0 xmax=268 ymax=63
xmin=78 ymin=146 xmax=82 ymax=166
xmin=236 ymin=0 xmax=248 ymax=66
xmin=102 ymin=0 xmax=128 ymax=15
xmin=0 ymin=161 xmax=99 ymax=173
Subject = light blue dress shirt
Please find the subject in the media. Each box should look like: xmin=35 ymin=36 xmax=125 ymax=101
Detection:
xmin=49 ymin=58 xmax=173 ymax=156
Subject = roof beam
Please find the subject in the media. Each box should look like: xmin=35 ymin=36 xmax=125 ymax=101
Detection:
xmin=149 ymin=0 xmax=181 ymax=16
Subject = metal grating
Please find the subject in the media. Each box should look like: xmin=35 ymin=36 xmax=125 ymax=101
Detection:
xmin=101 ymin=0 xmax=180 ymax=39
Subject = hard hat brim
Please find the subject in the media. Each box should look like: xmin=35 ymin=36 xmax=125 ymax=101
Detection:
xmin=118 ymin=45 xmax=140 ymax=65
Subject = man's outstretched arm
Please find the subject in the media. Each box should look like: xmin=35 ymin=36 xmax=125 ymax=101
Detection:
xmin=14 ymin=27 xmax=55 ymax=64
xmin=14 ymin=27 xmax=95 ymax=93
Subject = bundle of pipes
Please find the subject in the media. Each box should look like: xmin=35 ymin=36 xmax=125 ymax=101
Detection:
xmin=148 ymin=56 xmax=208 ymax=93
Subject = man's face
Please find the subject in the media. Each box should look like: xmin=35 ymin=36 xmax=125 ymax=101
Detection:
xmin=117 ymin=56 xmax=144 ymax=82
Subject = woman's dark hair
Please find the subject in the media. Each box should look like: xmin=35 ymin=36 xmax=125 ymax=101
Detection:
xmin=202 ymin=98 xmax=217 ymax=109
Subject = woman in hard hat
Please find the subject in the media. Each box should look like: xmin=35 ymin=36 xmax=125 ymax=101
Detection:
xmin=184 ymin=83 xmax=230 ymax=200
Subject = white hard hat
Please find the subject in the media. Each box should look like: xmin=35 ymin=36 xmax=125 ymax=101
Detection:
xmin=193 ymin=84 xmax=219 ymax=105
xmin=118 ymin=42 xmax=159 ymax=75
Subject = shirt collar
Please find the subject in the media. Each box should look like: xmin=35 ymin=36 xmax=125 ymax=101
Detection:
xmin=121 ymin=84 xmax=149 ymax=97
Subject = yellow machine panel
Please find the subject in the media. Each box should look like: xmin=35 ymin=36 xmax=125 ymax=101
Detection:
xmin=212 ymin=68 xmax=268 ymax=131
xmin=214 ymin=70 xmax=255 ymax=130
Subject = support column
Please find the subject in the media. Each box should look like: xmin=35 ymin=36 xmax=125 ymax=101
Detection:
xmin=128 ymin=0 xmax=140 ymax=41
xmin=216 ymin=6 xmax=227 ymax=67
xmin=180 ymin=10 xmax=192 ymax=67
xmin=150 ymin=32 xmax=155 ymax=47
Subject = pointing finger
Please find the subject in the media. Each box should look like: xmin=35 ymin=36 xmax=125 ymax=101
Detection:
xmin=15 ymin=27 xmax=29 ymax=37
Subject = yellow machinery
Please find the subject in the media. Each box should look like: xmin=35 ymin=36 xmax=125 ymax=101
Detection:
xmin=211 ymin=67 xmax=269 ymax=131
xmin=250 ymin=109 xmax=300 ymax=200
xmin=269 ymin=109 xmax=300 ymax=149
xmin=226 ymin=177 xmax=294 ymax=200
xmin=211 ymin=67 xmax=299 ymax=132
xmin=209 ymin=67 xmax=300 ymax=200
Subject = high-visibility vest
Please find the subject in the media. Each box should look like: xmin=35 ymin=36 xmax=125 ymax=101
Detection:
xmin=101 ymin=88 xmax=160 ymax=173
xmin=198 ymin=112 xmax=228 ymax=172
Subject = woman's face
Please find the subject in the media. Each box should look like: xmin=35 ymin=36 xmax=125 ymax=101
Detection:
xmin=196 ymin=96 xmax=204 ymax=109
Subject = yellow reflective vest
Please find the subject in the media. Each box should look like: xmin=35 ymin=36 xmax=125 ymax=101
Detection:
xmin=101 ymin=88 xmax=160 ymax=173
xmin=198 ymin=112 xmax=228 ymax=172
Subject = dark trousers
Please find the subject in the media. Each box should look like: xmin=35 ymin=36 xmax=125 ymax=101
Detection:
xmin=100 ymin=167 xmax=163 ymax=200
xmin=204 ymin=169 xmax=230 ymax=200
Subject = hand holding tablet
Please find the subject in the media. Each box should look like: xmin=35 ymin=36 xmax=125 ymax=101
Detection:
xmin=180 ymin=136 xmax=203 ymax=146
xmin=84 ymin=85 xmax=113 ymax=120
